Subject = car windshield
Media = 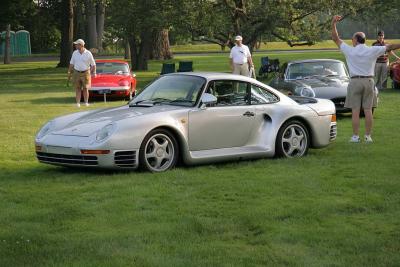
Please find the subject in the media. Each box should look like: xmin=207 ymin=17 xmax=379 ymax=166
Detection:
xmin=96 ymin=62 xmax=130 ymax=75
xmin=130 ymin=75 xmax=206 ymax=107
xmin=286 ymin=61 xmax=348 ymax=80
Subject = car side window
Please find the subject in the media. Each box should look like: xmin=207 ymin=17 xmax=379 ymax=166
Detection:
xmin=207 ymin=80 xmax=248 ymax=106
xmin=251 ymin=84 xmax=279 ymax=104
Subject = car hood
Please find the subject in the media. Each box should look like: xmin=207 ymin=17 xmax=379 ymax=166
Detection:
xmin=92 ymin=74 xmax=130 ymax=87
xmin=52 ymin=104 xmax=185 ymax=137
xmin=292 ymin=76 xmax=348 ymax=99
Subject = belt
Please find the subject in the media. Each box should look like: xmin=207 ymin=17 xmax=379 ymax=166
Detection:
xmin=234 ymin=63 xmax=248 ymax=65
xmin=351 ymin=76 xmax=373 ymax=79
xmin=74 ymin=69 xmax=89 ymax=73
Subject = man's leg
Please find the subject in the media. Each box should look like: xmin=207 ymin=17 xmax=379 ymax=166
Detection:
xmin=75 ymin=86 xmax=82 ymax=106
xmin=351 ymin=108 xmax=360 ymax=136
xmin=233 ymin=64 xmax=241 ymax=75
xmin=374 ymin=63 xmax=382 ymax=90
xmin=240 ymin=63 xmax=249 ymax=76
xmin=382 ymin=62 xmax=389 ymax=89
xmin=363 ymin=108 xmax=373 ymax=135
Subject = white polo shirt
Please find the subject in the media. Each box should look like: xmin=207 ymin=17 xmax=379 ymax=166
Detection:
xmin=230 ymin=44 xmax=251 ymax=64
xmin=340 ymin=42 xmax=386 ymax=77
xmin=70 ymin=49 xmax=95 ymax=72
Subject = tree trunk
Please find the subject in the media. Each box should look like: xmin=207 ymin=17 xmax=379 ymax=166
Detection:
xmin=85 ymin=0 xmax=97 ymax=49
xmin=4 ymin=24 xmax=11 ymax=64
xmin=151 ymin=29 xmax=173 ymax=60
xmin=74 ymin=1 xmax=86 ymax=41
xmin=129 ymin=36 xmax=139 ymax=70
xmin=124 ymin=39 xmax=130 ymax=60
xmin=96 ymin=1 xmax=105 ymax=53
xmin=129 ymin=31 xmax=151 ymax=71
xmin=57 ymin=0 xmax=74 ymax=68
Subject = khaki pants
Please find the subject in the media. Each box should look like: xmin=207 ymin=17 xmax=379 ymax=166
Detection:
xmin=233 ymin=63 xmax=249 ymax=76
xmin=345 ymin=78 xmax=375 ymax=109
xmin=374 ymin=62 xmax=388 ymax=90
xmin=73 ymin=70 xmax=91 ymax=89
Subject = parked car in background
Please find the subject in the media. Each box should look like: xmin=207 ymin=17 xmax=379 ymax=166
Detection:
xmin=35 ymin=73 xmax=337 ymax=172
xmin=390 ymin=60 xmax=400 ymax=89
xmin=270 ymin=59 xmax=356 ymax=113
xmin=90 ymin=60 xmax=136 ymax=100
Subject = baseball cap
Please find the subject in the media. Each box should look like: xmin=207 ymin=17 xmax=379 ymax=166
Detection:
xmin=235 ymin=35 xmax=243 ymax=41
xmin=73 ymin=39 xmax=85 ymax=45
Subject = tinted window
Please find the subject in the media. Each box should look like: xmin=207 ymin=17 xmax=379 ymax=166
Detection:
xmin=207 ymin=80 xmax=248 ymax=106
xmin=132 ymin=75 xmax=205 ymax=106
xmin=96 ymin=62 xmax=130 ymax=75
xmin=286 ymin=61 xmax=348 ymax=80
xmin=251 ymin=84 xmax=279 ymax=104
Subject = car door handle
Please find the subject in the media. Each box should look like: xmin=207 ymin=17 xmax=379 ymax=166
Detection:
xmin=243 ymin=111 xmax=255 ymax=117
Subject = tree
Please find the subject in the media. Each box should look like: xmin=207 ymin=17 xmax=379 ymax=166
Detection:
xmin=57 ymin=0 xmax=74 ymax=68
xmin=108 ymin=0 xmax=175 ymax=70
xmin=176 ymin=0 xmax=379 ymax=51
xmin=3 ymin=24 xmax=11 ymax=64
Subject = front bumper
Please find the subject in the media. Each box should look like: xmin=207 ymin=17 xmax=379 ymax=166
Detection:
xmin=35 ymin=140 xmax=139 ymax=170
xmin=90 ymin=86 xmax=131 ymax=98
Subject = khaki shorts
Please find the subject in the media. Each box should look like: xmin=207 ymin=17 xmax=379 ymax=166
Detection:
xmin=72 ymin=70 xmax=91 ymax=89
xmin=344 ymin=78 xmax=375 ymax=109
xmin=233 ymin=63 xmax=249 ymax=76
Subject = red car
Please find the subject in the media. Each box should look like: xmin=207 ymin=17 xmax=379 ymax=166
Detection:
xmin=90 ymin=60 xmax=137 ymax=100
xmin=390 ymin=60 xmax=400 ymax=89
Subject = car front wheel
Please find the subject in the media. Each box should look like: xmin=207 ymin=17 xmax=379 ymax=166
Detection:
xmin=139 ymin=129 xmax=178 ymax=172
xmin=275 ymin=120 xmax=309 ymax=158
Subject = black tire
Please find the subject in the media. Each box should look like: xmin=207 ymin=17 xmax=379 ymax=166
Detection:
xmin=139 ymin=129 xmax=179 ymax=172
xmin=275 ymin=120 xmax=309 ymax=158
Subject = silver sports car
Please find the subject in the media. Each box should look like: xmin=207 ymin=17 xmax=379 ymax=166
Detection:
xmin=35 ymin=73 xmax=337 ymax=172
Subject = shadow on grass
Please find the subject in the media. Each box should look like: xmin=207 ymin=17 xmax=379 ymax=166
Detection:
xmin=11 ymin=96 xmax=128 ymax=105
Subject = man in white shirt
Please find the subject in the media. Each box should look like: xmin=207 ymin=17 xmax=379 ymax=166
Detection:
xmin=332 ymin=15 xmax=400 ymax=143
xmin=68 ymin=39 xmax=96 ymax=107
xmin=229 ymin=35 xmax=254 ymax=77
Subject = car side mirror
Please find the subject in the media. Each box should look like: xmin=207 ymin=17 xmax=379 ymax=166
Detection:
xmin=200 ymin=93 xmax=217 ymax=109
xmin=131 ymin=72 xmax=136 ymax=77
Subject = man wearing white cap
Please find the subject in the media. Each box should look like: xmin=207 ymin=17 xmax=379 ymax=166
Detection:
xmin=67 ymin=39 xmax=96 ymax=107
xmin=229 ymin=35 xmax=254 ymax=76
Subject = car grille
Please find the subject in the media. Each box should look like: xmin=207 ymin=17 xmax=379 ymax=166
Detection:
xmin=114 ymin=151 xmax=137 ymax=168
xmin=331 ymin=97 xmax=346 ymax=107
xmin=36 ymin=152 xmax=98 ymax=166
xmin=330 ymin=124 xmax=337 ymax=141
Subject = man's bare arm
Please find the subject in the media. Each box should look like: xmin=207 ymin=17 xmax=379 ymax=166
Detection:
xmin=386 ymin=44 xmax=400 ymax=53
xmin=331 ymin=15 xmax=343 ymax=48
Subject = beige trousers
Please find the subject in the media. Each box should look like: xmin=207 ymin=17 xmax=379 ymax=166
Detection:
xmin=374 ymin=62 xmax=389 ymax=90
xmin=233 ymin=63 xmax=249 ymax=76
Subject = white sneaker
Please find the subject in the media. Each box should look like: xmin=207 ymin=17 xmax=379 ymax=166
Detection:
xmin=365 ymin=135 xmax=373 ymax=143
xmin=85 ymin=102 xmax=90 ymax=107
xmin=76 ymin=103 xmax=81 ymax=108
xmin=349 ymin=135 xmax=360 ymax=143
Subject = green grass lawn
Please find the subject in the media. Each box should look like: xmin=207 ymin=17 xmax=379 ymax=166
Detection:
xmin=1 ymin=52 xmax=400 ymax=267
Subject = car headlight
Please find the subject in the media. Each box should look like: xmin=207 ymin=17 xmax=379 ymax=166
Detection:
xmin=297 ymin=86 xmax=315 ymax=98
xmin=95 ymin=123 xmax=117 ymax=143
xmin=36 ymin=121 xmax=55 ymax=140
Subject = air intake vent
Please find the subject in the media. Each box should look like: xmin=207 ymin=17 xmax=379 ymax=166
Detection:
xmin=114 ymin=151 xmax=136 ymax=168
xmin=330 ymin=124 xmax=337 ymax=141
xmin=36 ymin=152 xmax=98 ymax=166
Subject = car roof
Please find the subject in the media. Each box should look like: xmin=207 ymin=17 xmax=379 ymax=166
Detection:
xmin=165 ymin=72 xmax=264 ymax=85
xmin=95 ymin=59 xmax=129 ymax=64
xmin=288 ymin=59 xmax=344 ymax=64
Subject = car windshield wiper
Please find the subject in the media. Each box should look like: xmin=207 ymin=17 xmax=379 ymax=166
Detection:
xmin=167 ymin=99 xmax=194 ymax=106
xmin=129 ymin=99 xmax=154 ymax=106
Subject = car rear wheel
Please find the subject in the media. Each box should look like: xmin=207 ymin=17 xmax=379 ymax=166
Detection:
xmin=275 ymin=120 xmax=309 ymax=158
xmin=139 ymin=129 xmax=178 ymax=172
